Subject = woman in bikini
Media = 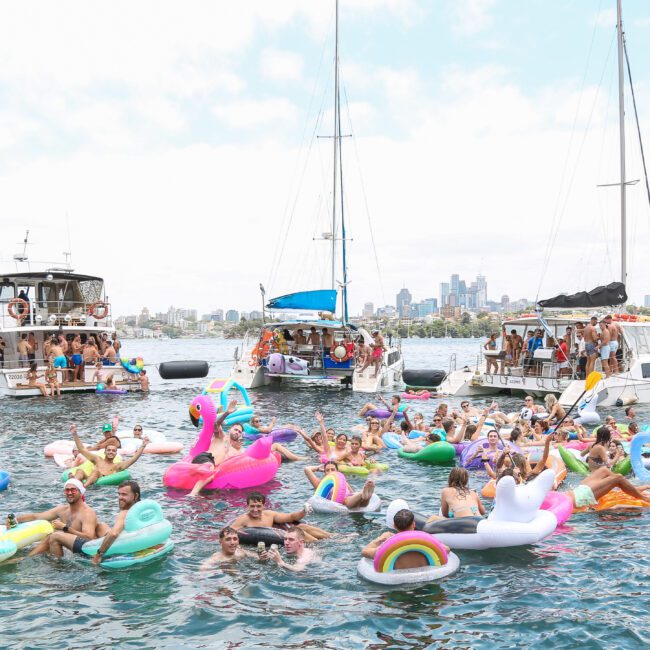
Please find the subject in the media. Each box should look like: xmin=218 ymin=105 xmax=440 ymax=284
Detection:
xmin=428 ymin=468 xmax=486 ymax=522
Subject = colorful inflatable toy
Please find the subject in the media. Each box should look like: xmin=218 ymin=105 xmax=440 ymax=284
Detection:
xmin=0 ymin=471 xmax=9 ymax=491
xmin=82 ymin=500 xmax=173 ymax=569
xmin=204 ymin=378 xmax=254 ymax=426
xmin=120 ymin=357 xmax=144 ymax=374
xmin=307 ymin=473 xmax=381 ymax=514
xmin=315 ymin=472 xmax=348 ymax=503
xmin=630 ymin=432 xmax=650 ymax=481
xmin=61 ymin=465 xmax=131 ymax=487
xmin=163 ymin=394 xmax=280 ymax=490
xmin=0 ymin=520 xmax=53 ymax=563
xmin=96 ymin=384 xmax=128 ymax=395
xmin=357 ymin=531 xmax=460 ymax=586
xmin=400 ymin=391 xmax=431 ymax=400
xmin=460 ymin=439 xmax=521 ymax=470
xmin=398 ymin=442 xmax=456 ymax=465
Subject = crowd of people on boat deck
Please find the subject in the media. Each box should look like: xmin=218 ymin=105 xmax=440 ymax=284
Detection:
xmin=260 ymin=326 xmax=388 ymax=376
xmin=483 ymin=314 xmax=624 ymax=379
xmin=14 ymin=331 xmax=148 ymax=396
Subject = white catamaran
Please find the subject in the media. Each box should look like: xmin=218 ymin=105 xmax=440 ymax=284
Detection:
xmin=231 ymin=0 xmax=404 ymax=393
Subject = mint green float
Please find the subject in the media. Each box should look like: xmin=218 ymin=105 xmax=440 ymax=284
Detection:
xmin=398 ymin=442 xmax=455 ymax=465
xmin=61 ymin=468 xmax=132 ymax=486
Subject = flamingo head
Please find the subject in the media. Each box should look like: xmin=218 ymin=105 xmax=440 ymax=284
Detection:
xmin=189 ymin=394 xmax=216 ymax=428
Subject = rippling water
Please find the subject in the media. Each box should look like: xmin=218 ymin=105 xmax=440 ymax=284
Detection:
xmin=1 ymin=338 xmax=648 ymax=649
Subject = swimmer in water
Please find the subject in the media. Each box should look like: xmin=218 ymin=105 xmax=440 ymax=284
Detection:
xmin=428 ymin=468 xmax=485 ymax=522
xmin=200 ymin=526 xmax=256 ymax=568
xmin=262 ymin=526 xmax=318 ymax=572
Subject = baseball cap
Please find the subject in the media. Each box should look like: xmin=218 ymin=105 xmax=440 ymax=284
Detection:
xmin=102 ymin=423 xmax=113 ymax=432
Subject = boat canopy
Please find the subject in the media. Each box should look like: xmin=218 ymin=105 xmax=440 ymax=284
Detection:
xmin=537 ymin=283 xmax=627 ymax=310
xmin=267 ymin=290 xmax=337 ymax=312
xmin=273 ymin=319 xmax=345 ymax=329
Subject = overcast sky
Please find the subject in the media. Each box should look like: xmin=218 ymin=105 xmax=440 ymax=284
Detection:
xmin=1 ymin=0 xmax=649 ymax=317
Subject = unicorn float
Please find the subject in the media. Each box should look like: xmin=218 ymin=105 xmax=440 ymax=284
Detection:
xmin=162 ymin=394 xmax=280 ymax=491
xmin=386 ymin=469 xmax=559 ymax=550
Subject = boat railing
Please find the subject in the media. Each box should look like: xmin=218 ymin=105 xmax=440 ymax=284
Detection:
xmin=0 ymin=300 xmax=113 ymax=329
xmin=448 ymin=353 xmax=457 ymax=374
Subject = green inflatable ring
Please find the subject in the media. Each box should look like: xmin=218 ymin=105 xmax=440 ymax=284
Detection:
xmin=61 ymin=468 xmax=132 ymax=486
xmin=557 ymin=446 xmax=589 ymax=475
xmin=591 ymin=423 xmax=629 ymax=436
xmin=612 ymin=456 xmax=632 ymax=476
xmin=365 ymin=461 xmax=389 ymax=472
xmin=339 ymin=464 xmax=369 ymax=476
xmin=398 ymin=441 xmax=456 ymax=465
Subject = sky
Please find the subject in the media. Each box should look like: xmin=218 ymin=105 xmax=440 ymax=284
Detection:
xmin=1 ymin=0 xmax=649 ymax=317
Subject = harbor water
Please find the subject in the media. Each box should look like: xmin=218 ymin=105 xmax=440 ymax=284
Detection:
xmin=0 ymin=338 xmax=648 ymax=649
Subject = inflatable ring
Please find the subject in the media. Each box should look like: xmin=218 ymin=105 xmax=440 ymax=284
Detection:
xmin=557 ymin=446 xmax=589 ymax=475
xmin=358 ymin=531 xmax=459 ymax=586
xmin=315 ymin=472 xmax=348 ymax=504
xmin=120 ymin=357 xmax=144 ymax=374
xmin=61 ymin=467 xmax=131 ymax=486
xmin=88 ymin=301 xmax=109 ymax=319
xmin=0 ymin=520 xmax=54 ymax=551
xmin=7 ymin=298 xmax=29 ymax=320
xmin=630 ymin=432 xmax=650 ymax=482
xmin=398 ymin=441 xmax=456 ymax=465
xmin=308 ymin=493 xmax=381 ymax=514
xmin=330 ymin=345 xmax=352 ymax=364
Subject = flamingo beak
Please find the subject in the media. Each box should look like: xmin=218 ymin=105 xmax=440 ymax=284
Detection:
xmin=189 ymin=405 xmax=200 ymax=427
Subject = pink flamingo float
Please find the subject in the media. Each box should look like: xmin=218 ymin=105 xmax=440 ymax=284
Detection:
xmin=163 ymin=394 xmax=281 ymax=491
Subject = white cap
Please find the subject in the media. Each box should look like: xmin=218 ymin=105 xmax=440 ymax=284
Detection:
xmin=64 ymin=478 xmax=86 ymax=495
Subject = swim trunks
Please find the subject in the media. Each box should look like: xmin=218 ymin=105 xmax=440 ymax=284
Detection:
xmin=103 ymin=360 xmax=116 ymax=366
xmin=54 ymin=355 xmax=67 ymax=369
xmin=371 ymin=348 xmax=382 ymax=359
xmin=71 ymin=354 xmax=82 ymax=366
xmin=585 ymin=343 xmax=597 ymax=356
xmin=573 ymin=484 xmax=597 ymax=508
xmin=192 ymin=452 xmax=215 ymax=465
xmin=609 ymin=341 xmax=619 ymax=353
xmin=72 ymin=536 xmax=89 ymax=554
xmin=600 ymin=345 xmax=611 ymax=361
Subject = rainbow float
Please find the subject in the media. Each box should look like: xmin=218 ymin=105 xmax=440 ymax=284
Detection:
xmin=0 ymin=520 xmax=53 ymax=563
xmin=163 ymin=394 xmax=280 ymax=491
xmin=357 ymin=531 xmax=460 ymax=585
xmin=307 ymin=472 xmax=381 ymax=514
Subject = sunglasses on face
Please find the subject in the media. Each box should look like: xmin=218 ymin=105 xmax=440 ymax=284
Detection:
xmin=134 ymin=427 xmax=142 ymax=431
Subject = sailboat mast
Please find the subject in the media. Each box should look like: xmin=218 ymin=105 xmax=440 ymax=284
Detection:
xmin=617 ymin=0 xmax=627 ymax=287
xmin=331 ymin=0 xmax=340 ymax=297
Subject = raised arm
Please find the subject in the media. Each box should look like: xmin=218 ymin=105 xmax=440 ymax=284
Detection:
xmin=446 ymin=416 xmax=468 ymax=444
xmin=380 ymin=405 xmax=399 ymax=434
xmin=530 ymin=433 xmax=554 ymax=475
xmin=272 ymin=505 xmax=308 ymax=525
xmin=119 ymin=437 xmax=150 ymax=470
xmin=304 ymin=465 xmax=322 ymax=490
xmin=296 ymin=428 xmax=320 ymax=453
xmin=257 ymin=417 xmax=277 ymax=434
xmin=71 ymin=424 xmax=99 ymax=463
xmin=362 ymin=532 xmax=392 ymax=559
xmin=315 ymin=411 xmax=328 ymax=440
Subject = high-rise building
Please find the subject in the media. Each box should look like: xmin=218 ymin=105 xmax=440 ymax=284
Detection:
xmin=225 ymin=309 xmax=240 ymax=323
xmin=450 ymin=274 xmax=460 ymax=295
xmin=376 ymin=305 xmax=396 ymax=319
xmin=362 ymin=302 xmax=374 ymax=319
xmin=645 ymin=295 xmax=650 ymax=307
xmin=396 ymin=288 xmax=412 ymax=318
xmin=440 ymin=283 xmax=450 ymax=307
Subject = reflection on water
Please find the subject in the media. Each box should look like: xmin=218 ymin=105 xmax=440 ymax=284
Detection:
xmin=0 ymin=338 xmax=648 ymax=648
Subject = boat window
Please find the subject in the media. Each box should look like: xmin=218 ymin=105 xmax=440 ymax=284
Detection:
xmin=623 ymin=326 xmax=650 ymax=356
xmin=0 ymin=283 xmax=15 ymax=301
xmin=642 ymin=363 xmax=650 ymax=379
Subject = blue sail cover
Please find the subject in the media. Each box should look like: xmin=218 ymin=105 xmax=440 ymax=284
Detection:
xmin=267 ymin=290 xmax=337 ymax=312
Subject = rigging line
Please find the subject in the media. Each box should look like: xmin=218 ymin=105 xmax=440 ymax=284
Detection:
xmin=623 ymin=39 xmax=650 ymax=217
xmin=341 ymin=83 xmax=387 ymax=308
xmin=538 ymin=29 xmax=615 ymax=300
xmin=267 ymin=10 xmax=334 ymax=294
xmin=535 ymin=0 xmax=604 ymax=300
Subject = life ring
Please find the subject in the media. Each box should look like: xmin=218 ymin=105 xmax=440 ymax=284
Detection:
xmin=88 ymin=301 xmax=109 ymax=319
xmin=330 ymin=344 xmax=352 ymax=363
xmin=7 ymin=298 xmax=29 ymax=320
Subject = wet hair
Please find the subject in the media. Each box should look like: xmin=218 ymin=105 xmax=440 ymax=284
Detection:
xmin=594 ymin=426 xmax=612 ymax=447
xmin=324 ymin=460 xmax=339 ymax=471
xmin=219 ymin=525 xmax=238 ymax=540
xmin=392 ymin=395 xmax=401 ymax=404
xmin=284 ymin=525 xmax=305 ymax=540
xmin=628 ymin=421 xmax=639 ymax=433
xmin=246 ymin=491 xmax=266 ymax=504
xmin=625 ymin=406 xmax=634 ymax=416
xmin=426 ymin=433 xmax=441 ymax=443
xmin=497 ymin=467 xmax=516 ymax=482
xmin=335 ymin=433 xmax=348 ymax=442
xmin=509 ymin=427 xmax=522 ymax=444
xmin=442 ymin=419 xmax=455 ymax=434
xmin=393 ymin=509 xmax=414 ymax=531
xmin=535 ymin=419 xmax=550 ymax=434
xmin=29 ymin=361 xmax=37 ymax=371
xmin=119 ymin=480 xmax=141 ymax=502
xmin=400 ymin=421 xmax=410 ymax=433
xmin=447 ymin=467 xmax=470 ymax=495
xmin=350 ymin=436 xmax=362 ymax=444
xmin=465 ymin=424 xmax=477 ymax=439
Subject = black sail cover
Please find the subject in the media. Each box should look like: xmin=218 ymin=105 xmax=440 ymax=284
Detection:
xmin=537 ymin=283 xmax=627 ymax=309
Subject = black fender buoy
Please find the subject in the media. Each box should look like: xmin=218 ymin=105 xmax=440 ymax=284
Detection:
xmin=403 ymin=369 xmax=447 ymax=389
xmin=158 ymin=360 xmax=209 ymax=380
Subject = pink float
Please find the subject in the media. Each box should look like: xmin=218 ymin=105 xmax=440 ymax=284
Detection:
xmin=44 ymin=440 xmax=74 ymax=457
xmin=162 ymin=394 xmax=280 ymax=490
xmin=565 ymin=441 xmax=589 ymax=451
xmin=540 ymin=491 xmax=573 ymax=526
xmin=401 ymin=392 xmax=431 ymax=400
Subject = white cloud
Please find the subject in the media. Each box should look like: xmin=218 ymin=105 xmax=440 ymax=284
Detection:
xmin=450 ymin=0 xmax=498 ymax=37
xmin=260 ymin=49 xmax=304 ymax=83
xmin=213 ymin=98 xmax=298 ymax=128
xmin=593 ymin=9 xmax=616 ymax=28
